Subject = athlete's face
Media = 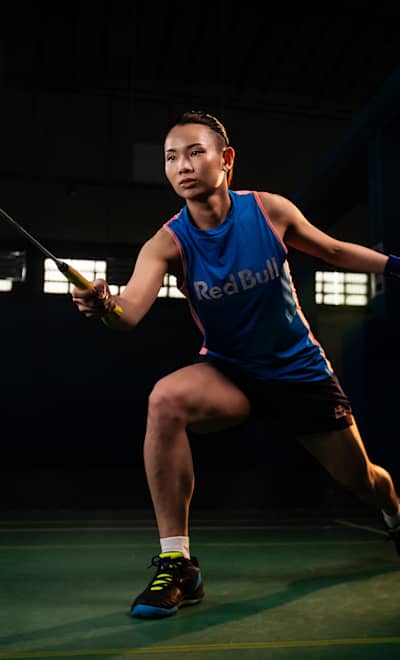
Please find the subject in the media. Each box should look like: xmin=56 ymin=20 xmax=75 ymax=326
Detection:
xmin=164 ymin=124 xmax=232 ymax=200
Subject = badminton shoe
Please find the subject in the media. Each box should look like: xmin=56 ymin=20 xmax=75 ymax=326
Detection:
xmin=130 ymin=551 xmax=205 ymax=618
xmin=385 ymin=523 xmax=400 ymax=556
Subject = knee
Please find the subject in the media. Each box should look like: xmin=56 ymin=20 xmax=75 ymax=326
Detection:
xmin=147 ymin=377 xmax=190 ymax=424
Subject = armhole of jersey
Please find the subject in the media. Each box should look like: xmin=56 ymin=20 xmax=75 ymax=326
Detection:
xmin=162 ymin=221 xmax=189 ymax=297
xmin=253 ymin=191 xmax=288 ymax=256
xmin=162 ymin=221 xmax=206 ymax=342
xmin=284 ymin=260 xmax=333 ymax=373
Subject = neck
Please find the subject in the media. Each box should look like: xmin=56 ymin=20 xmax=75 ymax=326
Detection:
xmin=187 ymin=189 xmax=231 ymax=230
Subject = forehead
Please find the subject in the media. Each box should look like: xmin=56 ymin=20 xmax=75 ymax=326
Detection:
xmin=164 ymin=123 xmax=218 ymax=151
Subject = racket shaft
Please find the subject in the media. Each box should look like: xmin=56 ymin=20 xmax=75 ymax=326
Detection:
xmin=64 ymin=264 xmax=123 ymax=320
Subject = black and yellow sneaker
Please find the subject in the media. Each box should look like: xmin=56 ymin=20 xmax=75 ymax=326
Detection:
xmin=384 ymin=523 xmax=400 ymax=556
xmin=130 ymin=552 xmax=205 ymax=618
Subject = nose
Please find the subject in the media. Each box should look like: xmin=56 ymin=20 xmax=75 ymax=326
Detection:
xmin=177 ymin=155 xmax=193 ymax=174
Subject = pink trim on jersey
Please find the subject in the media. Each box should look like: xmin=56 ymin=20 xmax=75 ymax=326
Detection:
xmin=162 ymin=221 xmax=207 ymax=339
xmin=163 ymin=220 xmax=187 ymax=293
xmin=252 ymin=191 xmax=288 ymax=254
xmin=187 ymin=301 xmax=207 ymax=341
xmin=285 ymin=261 xmax=334 ymax=373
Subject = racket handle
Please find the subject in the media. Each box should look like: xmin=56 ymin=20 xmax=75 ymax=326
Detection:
xmin=65 ymin=264 xmax=124 ymax=320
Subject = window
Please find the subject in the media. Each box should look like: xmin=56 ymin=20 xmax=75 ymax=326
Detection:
xmin=109 ymin=274 xmax=185 ymax=298
xmin=43 ymin=259 xmax=185 ymax=299
xmin=0 ymin=249 xmax=26 ymax=292
xmin=0 ymin=279 xmax=13 ymax=292
xmin=315 ymin=271 xmax=369 ymax=306
xmin=43 ymin=259 xmax=107 ymax=293
xmin=158 ymin=274 xmax=185 ymax=299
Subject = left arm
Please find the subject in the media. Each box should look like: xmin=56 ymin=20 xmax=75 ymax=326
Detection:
xmin=262 ymin=192 xmax=388 ymax=273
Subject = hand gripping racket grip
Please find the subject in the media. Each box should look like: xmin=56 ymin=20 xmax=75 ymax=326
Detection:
xmin=63 ymin=264 xmax=124 ymax=322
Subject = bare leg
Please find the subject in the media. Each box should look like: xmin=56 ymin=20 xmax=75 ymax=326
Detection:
xmin=298 ymin=420 xmax=399 ymax=514
xmin=143 ymin=363 xmax=251 ymax=538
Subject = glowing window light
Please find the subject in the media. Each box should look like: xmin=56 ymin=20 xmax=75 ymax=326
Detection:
xmin=43 ymin=258 xmax=107 ymax=294
xmin=157 ymin=274 xmax=185 ymax=299
xmin=0 ymin=279 xmax=12 ymax=292
xmin=44 ymin=259 xmax=185 ymax=299
xmin=346 ymin=284 xmax=367 ymax=294
xmin=109 ymin=284 xmax=125 ymax=295
xmin=324 ymin=282 xmax=345 ymax=294
xmin=345 ymin=295 xmax=368 ymax=306
xmin=344 ymin=272 xmax=368 ymax=283
xmin=323 ymin=293 xmax=345 ymax=305
xmin=315 ymin=271 xmax=369 ymax=307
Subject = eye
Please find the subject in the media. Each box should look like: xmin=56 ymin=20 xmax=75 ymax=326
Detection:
xmin=166 ymin=154 xmax=175 ymax=161
xmin=190 ymin=149 xmax=203 ymax=157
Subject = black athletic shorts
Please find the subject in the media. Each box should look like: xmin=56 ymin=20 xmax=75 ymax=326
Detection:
xmin=197 ymin=355 xmax=354 ymax=435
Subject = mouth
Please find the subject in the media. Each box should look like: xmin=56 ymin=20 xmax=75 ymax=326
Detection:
xmin=179 ymin=179 xmax=197 ymax=188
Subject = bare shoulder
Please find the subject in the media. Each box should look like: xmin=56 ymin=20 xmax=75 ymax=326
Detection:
xmin=256 ymin=191 xmax=302 ymax=236
xmin=257 ymin=191 xmax=298 ymax=217
xmin=142 ymin=226 xmax=180 ymax=262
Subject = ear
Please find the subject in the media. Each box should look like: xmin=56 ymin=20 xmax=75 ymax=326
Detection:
xmin=222 ymin=146 xmax=235 ymax=172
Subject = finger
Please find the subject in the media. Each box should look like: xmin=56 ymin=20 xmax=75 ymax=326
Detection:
xmin=71 ymin=288 xmax=98 ymax=304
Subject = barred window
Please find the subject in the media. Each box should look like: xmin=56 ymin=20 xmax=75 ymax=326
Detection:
xmin=43 ymin=259 xmax=185 ymax=299
xmin=43 ymin=259 xmax=107 ymax=293
xmin=158 ymin=274 xmax=185 ymax=299
xmin=315 ymin=271 xmax=369 ymax=306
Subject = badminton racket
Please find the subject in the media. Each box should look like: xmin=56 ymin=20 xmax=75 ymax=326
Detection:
xmin=0 ymin=205 xmax=123 ymax=321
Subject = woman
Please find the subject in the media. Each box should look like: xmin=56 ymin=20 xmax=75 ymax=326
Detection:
xmin=71 ymin=110 xmax=400 ymax=619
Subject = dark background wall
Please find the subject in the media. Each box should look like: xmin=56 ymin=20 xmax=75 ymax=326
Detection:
xmin=1 ymin=6 xmax=400 ymax=512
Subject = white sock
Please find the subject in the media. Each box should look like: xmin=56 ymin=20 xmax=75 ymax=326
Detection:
xmin=160 ymin=536 xmax=190 ymax=559
xmin=382 ymin=507 xmax=400 ymax=529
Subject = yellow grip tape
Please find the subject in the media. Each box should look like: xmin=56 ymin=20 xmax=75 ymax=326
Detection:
xmin=66 ymin=265 xmax=124 ymax=320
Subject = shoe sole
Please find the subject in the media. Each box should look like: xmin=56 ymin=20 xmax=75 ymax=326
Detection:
xmin=130 ymin=596 xmax=203 ymax=619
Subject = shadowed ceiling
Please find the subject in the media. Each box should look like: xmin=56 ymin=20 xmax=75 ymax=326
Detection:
xmin=1 ymin=6 xmax=399 ymax=114
xmin=0 ymin=5 xmax=399 ymax=240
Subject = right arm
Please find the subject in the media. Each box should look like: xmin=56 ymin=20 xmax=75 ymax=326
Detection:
xmin=71 ymin=227 xmax=180 ymax=331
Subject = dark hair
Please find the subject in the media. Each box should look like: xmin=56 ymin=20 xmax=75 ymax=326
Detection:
xmin=171 ymin=110 xmax=230 ymax=147
xmin=168 ymin=110 xmax=233 ymax=186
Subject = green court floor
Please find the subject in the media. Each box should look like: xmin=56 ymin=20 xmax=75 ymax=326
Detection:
xmin=0 ymin=510 xmax=399 ymax=659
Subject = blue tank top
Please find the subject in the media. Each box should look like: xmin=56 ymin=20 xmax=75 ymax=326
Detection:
xmin=164 ymin=190 xmax=333 ymax=382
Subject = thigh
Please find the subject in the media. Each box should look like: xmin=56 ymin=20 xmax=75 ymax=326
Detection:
xmin=297 ymin=420 xmax=372 ymax=484
xmin=151 ymin=362 xmax=252 ymax=433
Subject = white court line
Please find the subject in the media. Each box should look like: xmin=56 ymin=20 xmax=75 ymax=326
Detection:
xmin=335 ymin=518 xmax=388 ymax=537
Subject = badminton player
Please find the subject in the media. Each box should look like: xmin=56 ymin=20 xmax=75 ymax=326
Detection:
xmin=71 ymin=110 xmax=400 ymax=619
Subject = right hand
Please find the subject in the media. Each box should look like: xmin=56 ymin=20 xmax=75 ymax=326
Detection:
xmin=71 ymin=278 xmax=115 ymax=319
